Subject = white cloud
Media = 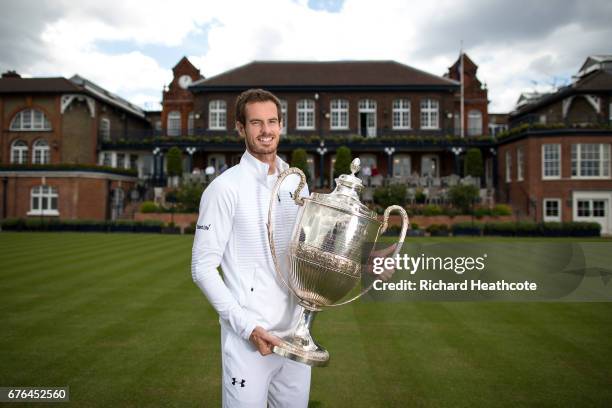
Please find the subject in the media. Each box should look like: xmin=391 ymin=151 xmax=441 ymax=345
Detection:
xmin=2 ymin=0 xmax=610 ymax=112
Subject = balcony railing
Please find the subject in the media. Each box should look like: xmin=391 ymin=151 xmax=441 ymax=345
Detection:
xmin=509 ymin=114 xmax=611 ymax=129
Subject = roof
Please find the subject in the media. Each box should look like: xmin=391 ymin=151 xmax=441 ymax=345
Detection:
xmin=512 ymin=64 xmax=612 ymax=117
xmin=0 ymin=72 xmax=146 ymax=119
xmin=70 ymin=75 xmax=145 ymax=119
xmin=0 ymin=77 xmax=81 ymax=93
xmin=578 ymin=55 xmax=612 ymax=76
xmin=191 ymin=60 xmax=459 ymax=91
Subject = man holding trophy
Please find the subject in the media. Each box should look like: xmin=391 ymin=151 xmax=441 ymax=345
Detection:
xmin=191 ymin=89 xmax=312 ymax=407
xmin=191 ymin=88 xmax=408 ymax=407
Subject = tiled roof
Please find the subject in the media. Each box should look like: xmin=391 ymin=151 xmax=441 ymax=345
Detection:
xmin=191 ymin=60 xmax=458 ymax=90
xmin=0 ymin=77 xmax=81 ymax=93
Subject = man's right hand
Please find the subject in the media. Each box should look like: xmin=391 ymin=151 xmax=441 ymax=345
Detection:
xmin=249 ymin=326 xmax=282 ymax=356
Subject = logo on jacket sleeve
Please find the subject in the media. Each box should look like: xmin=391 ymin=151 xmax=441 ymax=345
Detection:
xmin=196 ymin=224 xmax=211 ymax=231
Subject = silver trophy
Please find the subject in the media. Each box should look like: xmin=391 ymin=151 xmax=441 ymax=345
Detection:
xmin=267 ymin=158 xmax=409 ymax=366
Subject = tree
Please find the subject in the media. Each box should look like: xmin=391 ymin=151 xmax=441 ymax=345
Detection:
xmin=464 ymin=148 xmax=483 ymax=178
xmin=176 ymin=182 xmax=205 ymax=212
xmin=166 ymin=146 xmax=183 ymax=177
xmin=373 ymin=184 xmax=407 ymax=208
xmin=290 ymin=149 xmax=310 ymax=181
xmin=448 ymin=184 xmax=479 ymax=213
xmin=334 ymin=145 xmax=352 ymax=176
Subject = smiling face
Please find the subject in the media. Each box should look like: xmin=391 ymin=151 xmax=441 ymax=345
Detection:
xmin=237 ymin=100 xmax=282 ymax=160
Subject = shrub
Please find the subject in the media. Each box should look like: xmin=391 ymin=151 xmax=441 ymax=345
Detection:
xmin=334 ymin=146 xmax=352 ymax=176
xmin=373 ymin=184 xmax=407 ymax=208
xmin=290 ymin=148 xmax=311 ymax=181
xmin=473 ymin=206 xmax=491 ymax=218
xmin=410 ymin=222 xmax=420 ymax=230
xmin=448 ymin=184 xmax=479 ymax=213
xmin=423 ymin=204 xmax=443 ymax=216
xmin=452 ymin=222 xmax=483 ymax=236
xmin=140 ymin=201 xmax=159 ymax=213
xmin=426 ymin=224 xmax=449 ymax=236
xmin=464 ymin=148 xmax=483 ymax=178
xmin=176 ymin=182 xmax=205 ymax=212
xmin=492 ymin=204 xmax=513 ymax=216
xmin=166 ymin=146 xmax=183 ymax=177
xmin=414 ymin=188 xmax=426 ymax=204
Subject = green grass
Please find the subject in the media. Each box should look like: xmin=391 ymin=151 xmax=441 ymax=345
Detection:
xmin=1 ymin=233 xmax=611 ymax=407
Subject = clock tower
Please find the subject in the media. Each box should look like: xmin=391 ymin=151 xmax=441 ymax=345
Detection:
xmin=162 ymin=57 xmax=204 ymax=136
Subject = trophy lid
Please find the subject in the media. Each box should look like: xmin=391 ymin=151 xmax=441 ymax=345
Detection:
xmin=310 ymin=158 xmax=377 ymax=220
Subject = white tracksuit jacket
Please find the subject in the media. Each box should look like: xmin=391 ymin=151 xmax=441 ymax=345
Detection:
xmin=191 ymin=150 xmax=307 ymax=341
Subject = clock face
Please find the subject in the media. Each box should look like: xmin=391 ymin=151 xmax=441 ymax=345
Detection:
xmin=178 ymin=75 xmax=192 ymax=89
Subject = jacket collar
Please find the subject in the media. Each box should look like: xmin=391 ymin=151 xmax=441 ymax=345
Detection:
xmin=240 ymin=149 xmax=289 ymax=187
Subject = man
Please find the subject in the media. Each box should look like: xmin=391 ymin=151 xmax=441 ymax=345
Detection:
xmin=191 ymin=89 xmax=310 ymax=407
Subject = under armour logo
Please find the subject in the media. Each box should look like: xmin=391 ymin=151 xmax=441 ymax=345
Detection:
xmin=196 ymin=224 xmax=211 ymax=231
xmin=231 ymin=378 xmax=246 ymax=387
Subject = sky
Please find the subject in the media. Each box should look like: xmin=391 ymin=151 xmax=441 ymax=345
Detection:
xmin=0 ymin=0 xmax=610 ymax=113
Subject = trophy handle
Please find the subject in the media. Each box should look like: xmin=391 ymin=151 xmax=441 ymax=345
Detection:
xmin=267 ymin=167 xmax=307 ymax=298
xmin=328 ymin=204 xmax=409 ymax=307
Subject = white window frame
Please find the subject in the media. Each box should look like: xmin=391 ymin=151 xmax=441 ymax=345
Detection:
xmin=10 ymin=109 xmax=52 ymax=131
xmin=392 ymin=99 xmax=411 ymax=130
xmin=297 ymin=99 xmax=315 ymax=130
xmin=420 ymin=99 xmax=439 ymax=129
xmin=10 ymin=140 xmax=28 ymax=164
xmin=99 ymin=118 xmax=111 ymax=142
xmin=32 ymin=139 xmax=50 ymax=164
xmin=571 ymin=143 xmax=611 ymax=179
xmin=421 ymin=154 xmax=440 ymax=178
xmin=542 ymin=144 xmax=561 ymax=180
xmin=517 ymin=146 xmax=524 ymax=181
xmin=393 ymin=154 xmax=412 ymax=177
xmin=167 ymin=111 xmax=181 ymax=136
xmin=280 ymin=100 xmax=288 ymax=135
xmin=358 ymin=99 xmax=377 ymax=137
xmin=209 ymin=100 xmax=226 ymax=130
xmin=467 ymin=110 xmax=483 ymax=136
xmin=28 ymin=185 xmax=59 ymax=216
xmin=330 ymin=99 xmax=349 ymax=130
xmin=116 ymin=153 xmax=126 ymax=169
xmin=187 ymin=112 xmax=195 ymax=136
xmin=543 ymin=198 xmax=561 ymax=222
xmin=505 ymin=150 xmax=512 ymax=183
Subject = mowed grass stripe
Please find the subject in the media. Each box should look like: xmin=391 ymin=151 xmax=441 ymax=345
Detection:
xmin=0 ymin=252 xmax=194 ymax=388
xmin=70 ymin=282 xmax=217 ymax=407
xmin=0 ymin=241 xmax=190 ymax=334
xmin=0 ymin=244 xmax=177 ymax=315
xmin=0 ymin=233 xmax=138 ymax=268
xmin=0 ymin=233 xmax=174 ymax=281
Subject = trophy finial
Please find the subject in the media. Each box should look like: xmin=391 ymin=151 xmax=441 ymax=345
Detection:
xmin=350 ymin=158 xmax=360 ymax=176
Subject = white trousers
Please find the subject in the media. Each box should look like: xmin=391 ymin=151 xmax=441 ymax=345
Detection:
xmin=221 ymin=326 xmax=311 ymax=408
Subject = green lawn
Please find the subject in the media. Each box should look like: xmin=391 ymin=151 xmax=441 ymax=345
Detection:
xmin=1 ymin=233 xmax=611 ymax=407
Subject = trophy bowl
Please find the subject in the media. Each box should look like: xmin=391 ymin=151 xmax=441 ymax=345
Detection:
xmin=268 ymin=158 xmax=408 ymax=366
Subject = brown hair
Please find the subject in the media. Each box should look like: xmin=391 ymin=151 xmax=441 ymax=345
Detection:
xmin=235 ymin=88 xmax=282 ymax=126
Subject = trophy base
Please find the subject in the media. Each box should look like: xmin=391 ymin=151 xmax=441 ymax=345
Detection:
xmin=272 ymin=338 xmax=329 ymax=367
xmin=271 ymin=308 xmax=329 ymax=367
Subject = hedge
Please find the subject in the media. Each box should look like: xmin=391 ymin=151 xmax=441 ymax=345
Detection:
xmin=482 ymin=221 xmax=601 ymax=237
xmin=449 ymin=221 xmax=601 ymax=237
xmin=0 ymin=218 xmax=165 ymax=233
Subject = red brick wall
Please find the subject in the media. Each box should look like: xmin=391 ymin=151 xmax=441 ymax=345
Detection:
xmin=0 ymin=174 xmax=135 ymax=220
xmin=193 ymin=90 xmax=457 ymax=136
xmin=498 ymin=133 xmax=612 ymax=221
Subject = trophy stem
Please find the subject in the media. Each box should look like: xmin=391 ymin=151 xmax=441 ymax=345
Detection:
xmin=272 ymin=308 xmax=329 ymax=367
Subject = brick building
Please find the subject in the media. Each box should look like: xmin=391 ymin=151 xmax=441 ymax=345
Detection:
xmin=0 ymin=72 xmax=148 ymax=220
xmin=7 ymin=53 xmax=610 ymax=231
xmin=127 ymin=55 xmax=493 ymax=190
xmin=498 ymin=55 xmax=612 ymax=233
